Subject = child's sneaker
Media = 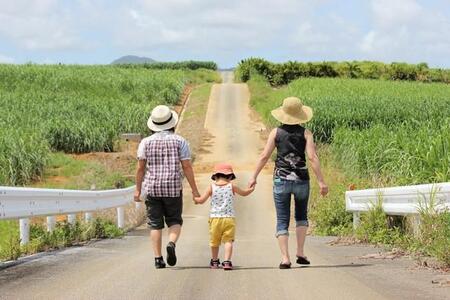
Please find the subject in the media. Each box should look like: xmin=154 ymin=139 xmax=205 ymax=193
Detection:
xmin=154 ymin=256 xmax=166 ymax=269
xmin=222 ymin=260 xmax=233 ymax=270
xmin=210 ymin=259 xmax=221 ymax=269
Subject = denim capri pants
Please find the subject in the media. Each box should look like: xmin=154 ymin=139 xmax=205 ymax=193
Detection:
xmin=273 ymin=177 xmax=310 ymax=237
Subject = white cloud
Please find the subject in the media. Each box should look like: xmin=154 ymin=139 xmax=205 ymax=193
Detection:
xmin=0 ymin=0 xmax=83 ymax=51
xmin=113 ymin=0 xmax=314 ymax=54
xmin=0 ymin=0 xmax=448 ymax=67
xmin=371 ymin=0 xmax=422 ymax=28
xmin=359 ymin=0 xmax=450 ymax=65
xmin=0 ymin=54 xmax=14 ymax=63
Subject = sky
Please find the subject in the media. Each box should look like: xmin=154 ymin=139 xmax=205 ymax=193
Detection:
xmin=0 ymin=0 xmax=449 ymax=68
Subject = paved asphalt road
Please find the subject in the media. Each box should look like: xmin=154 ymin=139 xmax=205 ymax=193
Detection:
xmin=0 ymin=72 xmax=448 ymax=300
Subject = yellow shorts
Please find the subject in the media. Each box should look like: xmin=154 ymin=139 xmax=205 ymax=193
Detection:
xmin=209 ymin=217 xmax=235 ymax=247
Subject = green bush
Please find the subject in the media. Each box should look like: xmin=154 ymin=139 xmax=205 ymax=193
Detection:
xmin=236 ymin=58 xmax=450 ymax=85
xmin=310 ymin=192 xmax=352 ymax=236
xmin=418 ymin=211 xmax=450 ymax=265
xmin=0 ymin=225 xmax=21 ymax=261
xmin=355 ymin=198 xmax=403 ymax=245
xmin=116 ymin=60 xmax=217 ymax=71
xmin=416 ymin=191 xmax=450 ymax=265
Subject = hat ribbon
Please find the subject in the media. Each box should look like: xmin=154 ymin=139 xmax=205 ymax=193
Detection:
xmin=152 ymin=113 xmax=173 ymax=125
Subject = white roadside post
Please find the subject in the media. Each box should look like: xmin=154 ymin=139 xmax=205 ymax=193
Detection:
xmin=67 ymin=214 xmax=76 ymax=224
xmin=85 ymin=212 xmax=93 ymax=222
xmin=117 ymin=206 xmax=125 ymax=229
xmin=411 ymin=214 xmax=421 ymax=237
xmin=47 ymin=216 xmax=56 ymax=232
xmin=85 ymin=184 xmax=95 ymax=223
xmin=19 ymin=218 xmax=30 ymax=245
xmin=135 ymin=201 xmax=142 ymax=210
xmin=353 ymin=212 xmax=361 ymax=230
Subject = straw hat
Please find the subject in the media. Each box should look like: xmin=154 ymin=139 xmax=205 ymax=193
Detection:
xmin=271 ymin=97 xmax=313 ymax=124
xmin=211 ymin=163 xmax=236 ymax=180
xmin=147 ymin=105 xmax=179 ymax=132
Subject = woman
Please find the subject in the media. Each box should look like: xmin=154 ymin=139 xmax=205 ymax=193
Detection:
xmin=248 ymin=97 xmax=328 ymax=269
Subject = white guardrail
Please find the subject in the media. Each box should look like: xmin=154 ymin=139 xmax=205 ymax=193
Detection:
xmin=346 ymin=182 xmax=450 ymax=233
xmin=0 ymin=185 xmax=138 ymax=245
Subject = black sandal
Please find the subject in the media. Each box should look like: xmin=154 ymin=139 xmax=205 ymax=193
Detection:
xmin=279 ymin=262 xmax=291 ymax=269
xmin=296 ymin=256 xmax=310 ymax=265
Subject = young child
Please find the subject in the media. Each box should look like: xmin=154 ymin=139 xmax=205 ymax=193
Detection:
xmin=194 ymin=163 xmax=254 ymax=270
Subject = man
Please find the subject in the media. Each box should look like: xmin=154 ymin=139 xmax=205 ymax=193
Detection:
xmin=134 ymin=105 xmax=200 ymax=269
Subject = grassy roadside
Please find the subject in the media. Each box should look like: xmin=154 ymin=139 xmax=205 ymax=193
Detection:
xmin=177 ymin=83 xmax=214 ymax=162
xmin=245 ymin=75 xmax=450 ymax=268
xmin=0 ymin=77 xmax=218 ymax=262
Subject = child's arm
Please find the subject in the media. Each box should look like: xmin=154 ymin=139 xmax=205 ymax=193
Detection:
xmin=194 ymin=185 xmax=212 ymax=204
xmin=233 ymin=184 xmax=255 ymax=197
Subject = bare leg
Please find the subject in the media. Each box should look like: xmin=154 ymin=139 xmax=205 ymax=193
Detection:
xmin=296 ymin=226 xmax=307 ymax=257
xmin=224 ymin=242 xmax=233 ymax=261
xmin=211 ymin=247 xmax=219 ymax=260
xmin=277 ymin=235 xmax=290 ymax=264
xmin=168 ymin=224 xmax=181 ymax=243
xmin=151 ymin=229 xmax=162 ymax=257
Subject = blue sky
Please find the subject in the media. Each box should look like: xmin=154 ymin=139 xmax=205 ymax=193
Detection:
xmin=0 ymin=0 xmax=449 ymax=68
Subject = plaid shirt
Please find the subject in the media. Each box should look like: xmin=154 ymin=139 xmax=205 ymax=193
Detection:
xmin=137 ymin=131 xmax=191 ymax=197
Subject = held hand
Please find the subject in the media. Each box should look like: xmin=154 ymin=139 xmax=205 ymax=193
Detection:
xmin=319 ymin=182 xmax=329 ymax=197
xmin=248 ymin=177 xmax=257 ymax=189
xmin=134 ymin=190 xmax=142 ymax=202
xmin=192 ymin=191 xmax=200 ymax=198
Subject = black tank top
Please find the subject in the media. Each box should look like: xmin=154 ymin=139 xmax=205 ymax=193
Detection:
xmin=274 ymin=125 xmax=310 ymax=181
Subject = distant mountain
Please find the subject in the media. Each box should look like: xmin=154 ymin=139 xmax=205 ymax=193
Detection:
xmin=111 ymin=55 xmax=156 ymax=64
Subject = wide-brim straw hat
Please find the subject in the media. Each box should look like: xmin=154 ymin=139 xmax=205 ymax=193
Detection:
xmin=271 ymin=97 xmax=313 ymax=125
xmin=147 ymin=105 xmax=179 ymax=132
xmin=211 ymin=163 xmax=236 ymax=180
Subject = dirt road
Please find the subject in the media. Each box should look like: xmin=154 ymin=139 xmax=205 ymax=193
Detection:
xmin=0 ymin=72 xmax=447 ymax=300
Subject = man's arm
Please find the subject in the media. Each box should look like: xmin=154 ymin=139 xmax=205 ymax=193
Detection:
xmin=248 ymin=128 xmax=277 ymax=188
xmin=134 ymin=159 xmax=146 ymax=202
xmin=305 ymin=130 xmax=328 ymax=196
xmin=181 ymin=159 xmax=200 ymax=197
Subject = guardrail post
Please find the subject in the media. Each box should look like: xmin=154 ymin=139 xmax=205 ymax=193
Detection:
xmin=19 ymin=218 xmax=30 ymax=245
xmin=353 ymin=212 xmax=360 ymax=230
xmin=67 ymin=214 xmax=76 ymax=224
xmin=117 ymin=207 xmax=125 ymax=229
xmin=411 ymin=214 xmax=421 ymax=237
xmin=47 ymin=216 xmax=56 ymax=232
xmin=85 ymin=212 xmax=93 ymax=222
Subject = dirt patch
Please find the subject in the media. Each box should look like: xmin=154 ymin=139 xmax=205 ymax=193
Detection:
xmin=174 ymin=85 xmax=194 ymax=115
xmin=72 ymin=148 xmax=137 ymax=179
xmin=176 ymin=84 xmax=212 ymax=167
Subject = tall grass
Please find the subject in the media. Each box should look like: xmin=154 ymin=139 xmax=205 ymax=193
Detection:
xmin=247 ymin=75 xmax=450 ymax=184
xmin=0 ymin=65 xmax=219 ymax=185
